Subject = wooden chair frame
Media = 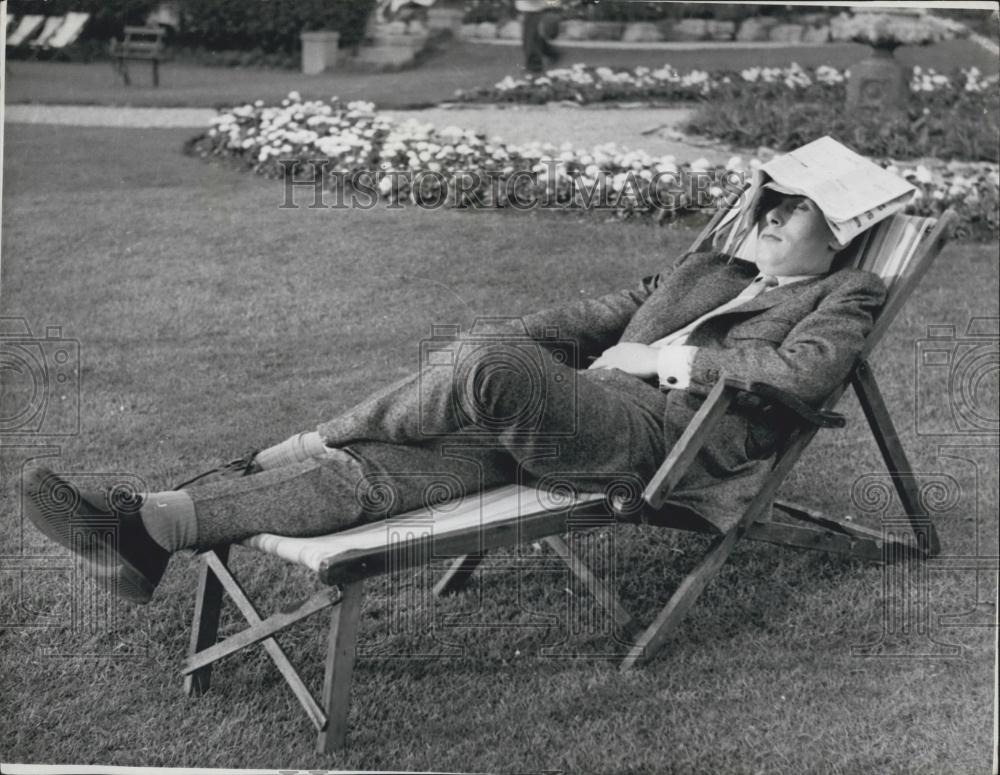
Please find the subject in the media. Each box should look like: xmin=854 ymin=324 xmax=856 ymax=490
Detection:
xmin=183 ymin=204 xmax=957 ymax=751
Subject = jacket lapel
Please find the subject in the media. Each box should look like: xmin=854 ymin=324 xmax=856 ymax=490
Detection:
xmin=721 ymin=274 xmax=826 ymax=316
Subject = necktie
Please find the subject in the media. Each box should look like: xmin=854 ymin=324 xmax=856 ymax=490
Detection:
xmin=654 ymin=275 xmax=780 ymax=348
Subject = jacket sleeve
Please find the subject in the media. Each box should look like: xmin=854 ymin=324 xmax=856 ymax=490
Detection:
xmin=686 ymin=272 xmax=887 ymax=406
xmin=514 ymin=251 xmax=694 ymax=362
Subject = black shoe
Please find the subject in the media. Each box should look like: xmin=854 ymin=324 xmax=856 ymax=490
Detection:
xmin=172 ymin=451 xmax=261 ymax=490
xmin=23 ymin=466 xmax=169 ymax=605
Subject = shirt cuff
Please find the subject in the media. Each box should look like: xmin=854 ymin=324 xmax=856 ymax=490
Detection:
xmin=657 ymin=345 xmax=698 ymax=390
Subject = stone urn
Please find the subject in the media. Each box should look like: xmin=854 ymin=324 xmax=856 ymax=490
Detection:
xmin=846 ymin=45 xmax=909 ymax=111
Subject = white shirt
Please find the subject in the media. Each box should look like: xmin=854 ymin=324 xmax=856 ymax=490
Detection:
xmin=654 ymin=273 xmax=820 ymax=390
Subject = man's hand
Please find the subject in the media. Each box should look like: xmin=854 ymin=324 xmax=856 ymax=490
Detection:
xmin=588 ymin=343 xmax=659 ymax=379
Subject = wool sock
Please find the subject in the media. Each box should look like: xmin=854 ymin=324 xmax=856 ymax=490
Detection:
xmin=254 ymin=431 xmax=332 ymax=471
xmin=140 ymin=490 xmax=198 ymax=552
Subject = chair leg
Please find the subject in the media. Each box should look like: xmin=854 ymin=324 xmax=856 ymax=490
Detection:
xmin=433 ymin=553 xmax=486 ymax=597
xmin=317 ymin=580 xmax=364 ymax=753
xmin=152 ymin=58 xmax=159 ymax=87
xmin=852 ymin=361 xmax=941 ymax=556
xmin=544 ymin=535 xmax=635 ymax=636
xmin=184 ymin=545 xmax=230 ymax=696
xmin=620 ymin=532 xmax=733 ymax=671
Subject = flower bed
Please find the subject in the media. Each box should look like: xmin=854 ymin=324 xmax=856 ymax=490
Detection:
xmin=829 ymin=10 xmax=967 ymax=49
xmin=455 ymin=62 xmax=999 ymax=162
xmin=453 ymin=62 xmax=997 ymax=105
xmin=184 ymin=93 xmax=998 ymax=241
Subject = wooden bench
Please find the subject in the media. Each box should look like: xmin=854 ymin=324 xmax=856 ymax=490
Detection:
xmin=109 ymin=26 xmax=167 ymax=86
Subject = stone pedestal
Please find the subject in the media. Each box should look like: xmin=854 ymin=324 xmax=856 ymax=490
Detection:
xmin=300 ymin=30 xmax=339 ymax=75
xmin=846 ymin=47 xmax=908 ymax=111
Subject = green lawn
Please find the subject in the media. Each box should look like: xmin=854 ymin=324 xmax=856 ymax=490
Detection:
xmin=1 ymin=124 xmax=996 ymax=773
xmin=5 ymin=38 xmax=998 ymax=109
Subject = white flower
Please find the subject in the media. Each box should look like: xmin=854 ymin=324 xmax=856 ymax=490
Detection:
xmin=914 ymin=165 xmax=933 ymax=184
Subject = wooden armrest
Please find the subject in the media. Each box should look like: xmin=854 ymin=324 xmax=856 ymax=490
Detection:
xmin=722 ymin=377 xmax=846 ymax=428
xmin=638 ymin=373 xmax=843 ymax=514
xmin=641 ymin=377 xmax=734 ymax=512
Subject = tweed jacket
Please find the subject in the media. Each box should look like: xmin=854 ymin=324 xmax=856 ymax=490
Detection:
xmin=515 ymin=250 xmax=888 ymax=530
xmin=320 ymin=250 xmax=886 ymax=532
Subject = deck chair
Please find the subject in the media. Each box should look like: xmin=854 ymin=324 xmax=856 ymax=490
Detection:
xmin=6 ymin=14 xmax=44 ymax=48
xmin=183 ymin=204 xmax=957 ymax=751
xmin=24 ymin=15 xmax=64 ymax=48
xmin=29 ymin=12 xmax=89 ymax=55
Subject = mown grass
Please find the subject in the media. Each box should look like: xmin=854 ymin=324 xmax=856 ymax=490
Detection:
xmin=1 ymin=124 xmax=996 ymax=773
xmin=5 ymin=38 xmax=997 ymax=109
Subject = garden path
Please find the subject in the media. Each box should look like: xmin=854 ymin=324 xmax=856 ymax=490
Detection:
xmin=3 ymin=103 xmax=732 ymax=163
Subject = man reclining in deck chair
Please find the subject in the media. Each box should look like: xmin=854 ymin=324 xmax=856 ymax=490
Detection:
xmin=23 ymin=142 xmax=910 ymax=605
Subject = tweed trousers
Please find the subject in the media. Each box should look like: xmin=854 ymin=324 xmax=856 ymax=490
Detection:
xmin=188 ymin=341 xmax=669 ymax=547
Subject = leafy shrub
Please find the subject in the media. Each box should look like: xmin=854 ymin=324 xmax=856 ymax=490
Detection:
xmin=175 ymin=0 xmax=377 ymax=53
xmin=685 ymin=86 xmax=999 ymax=162
xmin=186 ymin=93 xmax=998 ymax=242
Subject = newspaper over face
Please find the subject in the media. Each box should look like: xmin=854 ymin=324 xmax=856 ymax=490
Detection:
xmin=739 ymin=136 xmax=916 ymax=248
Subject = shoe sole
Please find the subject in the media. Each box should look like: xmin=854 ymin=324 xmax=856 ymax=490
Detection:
xmin=24 ymin=466 xmax=154 ymax=605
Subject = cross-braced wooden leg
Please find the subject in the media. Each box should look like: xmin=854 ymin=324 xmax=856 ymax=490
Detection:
xmin=318 ymin=580 xmax=364 ymax=753
xmin=623 ymin=416 xmax=822 ymax=671
xmin=543 ymin=535 xmax=635 ymax=636
xmin=852 ymin=360 xmax=941 ymax=556
xmin=184 ymin=545 xmax=230 ymax=696
xmin=433 ymin=552 xmax=486 ymax=596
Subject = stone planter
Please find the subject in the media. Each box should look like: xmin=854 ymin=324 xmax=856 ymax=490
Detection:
xmin=300 ymin=30 xmax=339 ymax=75
xmin=846 ymin=46 xmax=908 ymax=111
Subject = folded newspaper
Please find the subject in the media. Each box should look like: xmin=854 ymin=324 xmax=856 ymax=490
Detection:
xmin=730 ymin=136 xmax=917 ymax=249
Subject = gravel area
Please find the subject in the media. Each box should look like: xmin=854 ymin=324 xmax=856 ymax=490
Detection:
xmin=382 ymin=104 xmax=732 ymax=161
xmin=4 ymin=104 xmax=217 ymax=128
xmin=4 ymin=102 xmax=732 ymax=163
